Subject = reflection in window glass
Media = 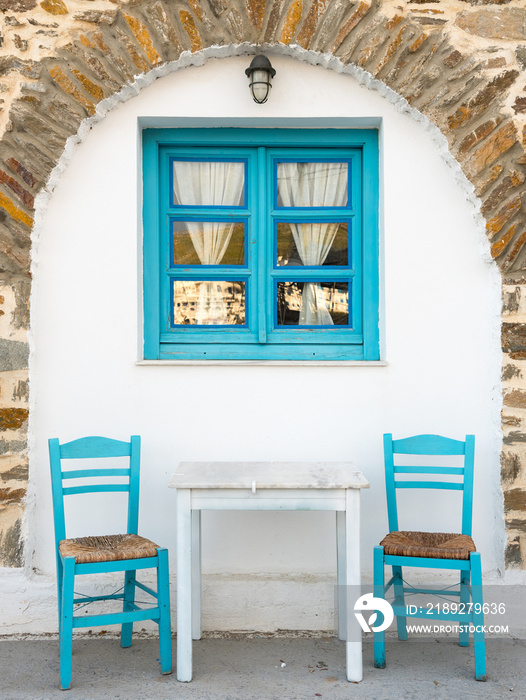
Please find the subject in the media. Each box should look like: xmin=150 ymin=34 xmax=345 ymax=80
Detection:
xmin=277 ymin=281 xmax=349 ymax=326
xmin=172 ymin=221 xmax=245 ymax=266
xmin=276 ymin=222 xmax=348 ymax=267
xmin=172 ymin=161 xmax=245 ymax=206
xmin=277 ymin=162 xmax=348 ymax=208
xmin=172 ymin=280 xmax=245 ymax=326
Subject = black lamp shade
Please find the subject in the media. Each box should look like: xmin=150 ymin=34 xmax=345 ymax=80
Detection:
xmin=245 ymin=55 xmax=276 ymax=104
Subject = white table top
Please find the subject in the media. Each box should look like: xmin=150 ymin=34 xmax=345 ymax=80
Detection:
xmin=169 ymin=462 xmax=369 ymax=490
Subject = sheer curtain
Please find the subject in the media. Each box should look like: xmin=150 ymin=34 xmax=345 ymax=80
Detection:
xmin=277 ymin=162 xmax=347 ymax=325
xmin=173 ymin=161 xmax=244 ymax=324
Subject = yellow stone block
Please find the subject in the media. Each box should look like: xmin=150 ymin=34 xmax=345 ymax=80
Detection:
xmin=85 ymin=31 xmax=111 ymax=54
xmin=486 ymin=196 xmax=522 ymax=237
xmin=49 ymin=66 xmax=96 ymax=116
xmin=40 ymin=0 xmax=68 ymax=15
xmin=0 ymin=193 xmax=33 ymax=228
xmin=331 ymin=2 xmax=370 ymax=53
xmin=71 ymin=70 xmax=105 ymax=101
xmin=280 ymin=0 xmax=302 ymax=45
xmin=0 ymin=407 xmax=28 ymax=431
xmin=448 ymin=106 xmax=472 ymax=130
xmin=373 ymin=27 xmax=405 ymax=76
xmin=188 ymin=0 xmax=205 ymax=22
xmin=409 ymin=33 xmax=428 ymax=54
xmin=123 ymin=13 xmax=162 ymax=67
xmin=297 ymin=0 xmax=332 ymax=49
xmin=491 ymin=224 xmax=516 ymax=259
xmin=386 ymin=14 xmax=403 ymax=30
xmin=247 ymin=0 xmax=265 ymax=31
xmin=179 ymin=10 xmax=203 ymax=52
xmin=80 ymin=35 xmax=96 ymax=50
xmin=465 ymin=122 xmax=518 ymax=180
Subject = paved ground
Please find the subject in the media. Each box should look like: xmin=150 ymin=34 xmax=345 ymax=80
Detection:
xmin=1 ymin=634 xmax=524 ymax=700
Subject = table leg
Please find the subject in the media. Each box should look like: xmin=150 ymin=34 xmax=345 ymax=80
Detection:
xmin=192 ymin=509 xmax=202 ymax=640
xmin=345 ymin=489 xmax=362 ymax=682
xmin=336 ymin=511 xmax=346 ymax=641
xmin=176 ymin=488 xmax=193 ymax=682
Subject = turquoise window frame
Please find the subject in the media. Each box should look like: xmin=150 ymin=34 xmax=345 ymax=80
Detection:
xmin=142 ymin=128 xmax=379 ymax=361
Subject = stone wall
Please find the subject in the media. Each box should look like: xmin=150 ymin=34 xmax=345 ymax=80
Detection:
xmin=0 ymin=0 xmax=525 ymax=568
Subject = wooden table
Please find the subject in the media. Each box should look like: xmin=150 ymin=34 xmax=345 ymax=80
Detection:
xmin=169 ymin=462 xmax=369 ymax=682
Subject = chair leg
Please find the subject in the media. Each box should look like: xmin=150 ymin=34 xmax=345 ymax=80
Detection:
xmin=392 ymin=565 xmax=407 ymax=641
xmin=470 ymin=552 xmax=487 ymax=681
xmin=157 ymin=548 xmax=172 ymax=675
xmin=459 ymin=571 xmax=470 ymax=647
xmin=59 ymin=557 xmax=75 ymax=690
xmin=56 ymin=556 xmax=64 ymax=641
xmin=373 ymin=545 xmax=386 ymax=669
xmin=121 ymin=570 xmax=136 ymax=648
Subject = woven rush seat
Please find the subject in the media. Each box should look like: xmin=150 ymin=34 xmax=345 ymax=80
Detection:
xmin=59 ymin=533 xmax=160 ymax=564
xmin=380 ymin=530 xmax=476 ymax=560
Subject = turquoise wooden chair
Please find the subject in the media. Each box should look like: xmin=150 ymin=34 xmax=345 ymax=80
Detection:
xmin=373 ymin=434 xmax=486 ymax=681
xmin=48 ymin=435 xmax=172 ymax=690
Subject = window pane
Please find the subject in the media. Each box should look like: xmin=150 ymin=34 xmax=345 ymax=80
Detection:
xmin=172 ymin=161 xmax=245 ymax=206
xmin=172 ymin=221 xmax=245 ymax=265
xmin=277 ymin=281 xmax=349 ymax=326
xmin=277 ymin=162 xmax=348 ymax=207
xmin=172 ymin=280 xmax=245 ymax=326
xmin=276 ymin=222 xmax=348 ymax=266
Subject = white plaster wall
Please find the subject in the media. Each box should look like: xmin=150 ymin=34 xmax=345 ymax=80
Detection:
xmin=10 ymin=54 xmax=503 ymax=633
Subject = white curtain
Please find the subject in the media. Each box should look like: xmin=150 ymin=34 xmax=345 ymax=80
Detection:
xmin=173 ymin=161 xmax=245 ymax=324
xmin=277 ymin=162 xmax=348 ymax=325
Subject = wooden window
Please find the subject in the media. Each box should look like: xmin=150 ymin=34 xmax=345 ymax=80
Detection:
xmin=143 ymin=129 xmax=379 ymax=360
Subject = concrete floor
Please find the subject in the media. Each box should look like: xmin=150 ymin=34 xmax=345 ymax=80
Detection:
xmin=1 ymin=634 xmax=524 ymax=700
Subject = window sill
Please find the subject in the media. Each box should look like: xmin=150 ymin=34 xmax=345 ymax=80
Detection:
xmin=136 ymin=360 xmax=388 ymax=367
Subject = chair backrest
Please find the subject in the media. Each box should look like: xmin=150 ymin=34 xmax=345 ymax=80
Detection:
xmin=383 ymin=433 xmax=475 ymax=536
xmin=48 ymin=436 xmax=141 ymax=547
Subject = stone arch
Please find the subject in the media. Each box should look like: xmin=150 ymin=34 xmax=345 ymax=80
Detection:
xmin=0 ymin=0 xmax=525 ymax=568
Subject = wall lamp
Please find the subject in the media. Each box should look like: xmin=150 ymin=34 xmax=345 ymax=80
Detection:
xmin=245 ymin=55 xmax=276 ymax=104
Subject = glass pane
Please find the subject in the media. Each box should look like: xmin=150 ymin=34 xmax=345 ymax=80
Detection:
xmin=172 ymin=280 xmax=245 ymax=326
xmin=172 ymin=161 xmax=245 ymax=206
xmin=277 ymin=162 xmax=348 ymax=207
xmin=172 ymin=221 xmax=245 ymax=266
xmin=277 ymin=281 xmax=349 ymax=326
xmin=276 ymin=222 xmax=348 ymax=266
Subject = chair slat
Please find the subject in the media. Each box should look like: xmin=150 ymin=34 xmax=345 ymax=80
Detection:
xmin=60 ymin=436 xmax=132 ymax=459
xmin=62 ymin=484 xmax=130 ymax=496
xmin=72 ymin=608 xmax=160 ymax=628
xmin=74 ymin=556 xmax=161 ymax=574
xmin=383 ymin=553 xmax=471 ymax=570
xmin=61 ymin=468 xmax=131 ymax=480
xmin=394 ymin=481 xmax=463 ymax=490
xmin=392 ymin=434 xmax=466 ymax=455
xmin=393 ymin=466 xmax=464 ymax=475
